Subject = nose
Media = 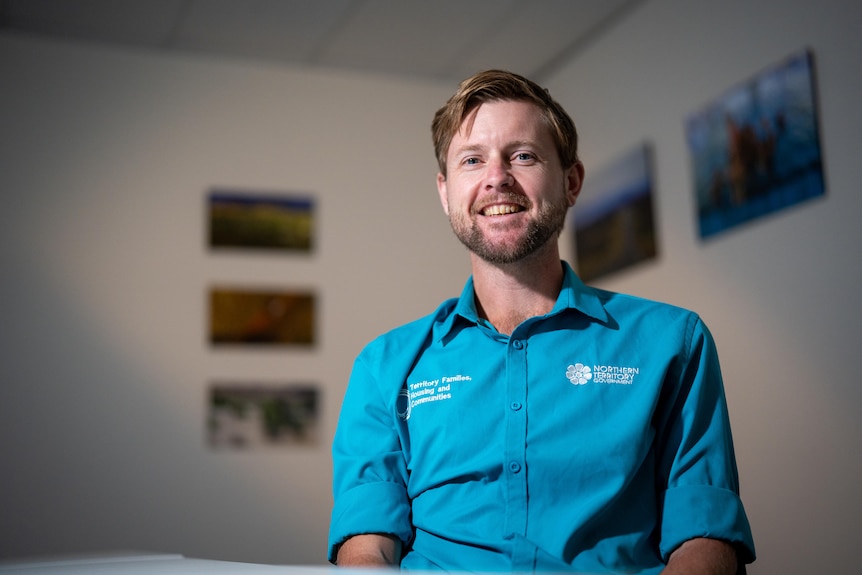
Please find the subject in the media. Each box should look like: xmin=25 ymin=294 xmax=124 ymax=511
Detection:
xmin=485 ymin=156 xmax=514 ymax=190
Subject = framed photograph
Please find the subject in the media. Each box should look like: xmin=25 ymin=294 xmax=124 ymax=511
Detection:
xmin=685 ymin=48 xmax=825 ymax=239
xmin=209 ymin=287 xmax=315 ymax=346
xmin=208 ymin=190 xmax=314 ymax=251
xmin=571 ymin=143 xmax=658 ymax=282
xmin=208 ymin=383 xmax=320 ymax=449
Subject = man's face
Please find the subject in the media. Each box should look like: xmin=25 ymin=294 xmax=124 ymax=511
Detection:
xmin=437 ymin=100 xmax=582 ymax=264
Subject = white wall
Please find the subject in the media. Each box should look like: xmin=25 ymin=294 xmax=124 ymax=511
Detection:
xmin=549 ymin=0 xmax=862 ymax=573
xmin=0 ymin=33 xmax=465 ymax=564
xmin=2 ymin=0 xmax=861 ymax=571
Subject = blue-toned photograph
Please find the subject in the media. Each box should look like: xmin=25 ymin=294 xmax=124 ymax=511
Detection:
xmin=571 ymin=143 xmax=657 ymax=282
xmin=208 ymin=189 xmax=315 ymax=251
xmin=685 ymin=49 xmax=825 ymax=239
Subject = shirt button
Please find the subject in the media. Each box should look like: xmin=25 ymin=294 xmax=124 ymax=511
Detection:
xmin=509 ymin=461 xmax=522 ymax=473
xmin=512 ymin=340 xmax=524 ymax=350
xmin=510 ymin=401 xmax=522 ymax=411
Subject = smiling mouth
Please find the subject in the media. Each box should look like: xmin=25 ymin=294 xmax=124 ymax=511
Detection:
xmin=481 ymin=204 xmax=525 ymax=216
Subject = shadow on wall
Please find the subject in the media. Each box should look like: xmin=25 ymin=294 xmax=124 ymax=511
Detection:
xmin=0 ymin=251 xmax=325 ymax=563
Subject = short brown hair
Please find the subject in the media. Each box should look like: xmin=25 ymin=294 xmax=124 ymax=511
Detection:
xmin=431 ymin=69 xmax=579 ymax=175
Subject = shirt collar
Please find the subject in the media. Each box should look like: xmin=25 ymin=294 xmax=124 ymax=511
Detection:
xmin=554 ymin=261 xmax=609 ymax=322
xmin=434 ymin=261 xmax=609 ymax=342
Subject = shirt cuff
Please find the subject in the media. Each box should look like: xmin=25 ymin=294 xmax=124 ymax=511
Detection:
xmin=328 ymin=481 xmax=413 ymax=563
xmin=661 ymin=483 xmax=756 ymax=564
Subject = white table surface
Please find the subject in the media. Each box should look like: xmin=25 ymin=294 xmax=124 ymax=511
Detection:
xmin=0 ymin=553 xmax=346 ymax=575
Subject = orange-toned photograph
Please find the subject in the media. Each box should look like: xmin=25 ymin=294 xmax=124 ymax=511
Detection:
xmin=209 ymin=287 xmax=315 ymax=346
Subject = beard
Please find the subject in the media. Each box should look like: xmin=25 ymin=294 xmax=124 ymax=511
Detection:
xmin=448 ymin=193 xmax=570 ymax=264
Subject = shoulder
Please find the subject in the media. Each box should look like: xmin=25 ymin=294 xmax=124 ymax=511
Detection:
xmin=592 ymin=286 xmax=702 ymax=323
xmin=357 ymin=298 xmax=458 ymax=363
xmin=586 ymin=287 xmax=712 ymax=351
xmin=348 ymin=299 xmax=458 ymax=400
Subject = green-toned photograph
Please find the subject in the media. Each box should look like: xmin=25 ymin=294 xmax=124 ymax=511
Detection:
xmin=209 ymin=287 xmax=315 ymax=346
xmin=208 ymin=190 xmax=314 ymax=251
xmin=208 ymin=383 xmax=319 ymax=449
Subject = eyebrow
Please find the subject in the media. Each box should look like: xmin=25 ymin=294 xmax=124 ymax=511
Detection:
xmin=451 ymin=144 xmax=485 ymax=156
xmin=452 ymin=140 xmax=540 ymax=156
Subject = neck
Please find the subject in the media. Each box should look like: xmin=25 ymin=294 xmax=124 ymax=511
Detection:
xmin=470 ymin=243 xmax=564 ymax=335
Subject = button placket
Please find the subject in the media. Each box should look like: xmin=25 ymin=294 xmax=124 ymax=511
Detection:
xmin=503 ymin=335 xmax=528 ymax=535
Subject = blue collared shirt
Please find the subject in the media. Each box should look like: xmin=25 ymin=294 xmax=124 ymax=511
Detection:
xmin=329 ymin=262 xmax=755 ymax=573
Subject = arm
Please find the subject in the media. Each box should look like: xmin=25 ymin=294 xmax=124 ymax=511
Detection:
xmin=336 ymin=533 xmax=402 ymax=567
xmin=328 ymin=338 xmax=418 ymax=564
xmin=655 ymin=316 xmax=755 ymax=567
xmin=329 ymin=308 xmax=451 ymax=566
xmin=660 ymin=537 xmax=739 ymax=575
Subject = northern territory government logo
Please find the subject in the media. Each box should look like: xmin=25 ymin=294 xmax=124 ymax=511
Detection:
xmin=566 ymin=362 xmax=640 ymax=385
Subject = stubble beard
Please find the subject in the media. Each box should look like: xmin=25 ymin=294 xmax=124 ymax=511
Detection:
xmin=449 ymin=195 xmax=570 ymax=265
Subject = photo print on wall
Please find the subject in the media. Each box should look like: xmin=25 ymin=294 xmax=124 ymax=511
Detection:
xmin=208 ymin=383 xmax=320 ymax=449
xmin=209 ymin=287 xmax=315 ymax=346
xmin=208 ymin=189 xmax=315 ymax=252
xmin=570 ymin=142 xmax=658 ymax=282
xmin=685 ymin=48 xmax=826 ymax=239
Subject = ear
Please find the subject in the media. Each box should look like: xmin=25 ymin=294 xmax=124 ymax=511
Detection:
xmin=436 ymin=172 xmax=450 ymax=215
xmin=565 ymin=161 xmax=585 ymax=207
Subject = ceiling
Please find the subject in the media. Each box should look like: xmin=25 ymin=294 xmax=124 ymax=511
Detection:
xmin=0 ymin=0 xmax=640 ymax=84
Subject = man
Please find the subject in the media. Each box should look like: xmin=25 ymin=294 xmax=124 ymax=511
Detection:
xmin=328 ymin=70 xmax=755 ymax=574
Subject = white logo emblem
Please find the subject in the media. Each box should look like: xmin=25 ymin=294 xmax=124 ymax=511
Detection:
xmin=566 ymin=363 xmax=592 ymax=385
xmin=396 ymin=388 xmax=412 ymax=420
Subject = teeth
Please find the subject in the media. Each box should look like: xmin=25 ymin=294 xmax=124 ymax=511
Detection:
xmin=483 ymin=204 xmax=522 ymax=216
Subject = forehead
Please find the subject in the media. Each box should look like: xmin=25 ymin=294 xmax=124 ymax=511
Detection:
xmin=451 ymin=100 xmax=553 ymax=150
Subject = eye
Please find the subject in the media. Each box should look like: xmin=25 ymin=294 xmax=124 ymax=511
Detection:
xmin=462 ymin=157 xmax=480 ymax=165
xmin=514 ymin=152 xmax=536 ymax=162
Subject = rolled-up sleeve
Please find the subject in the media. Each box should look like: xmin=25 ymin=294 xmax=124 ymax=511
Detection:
xmin=656 ymin=316 xmax=756 ymax=564
xmin=661 ymin=484 xmax=755 ymax=563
